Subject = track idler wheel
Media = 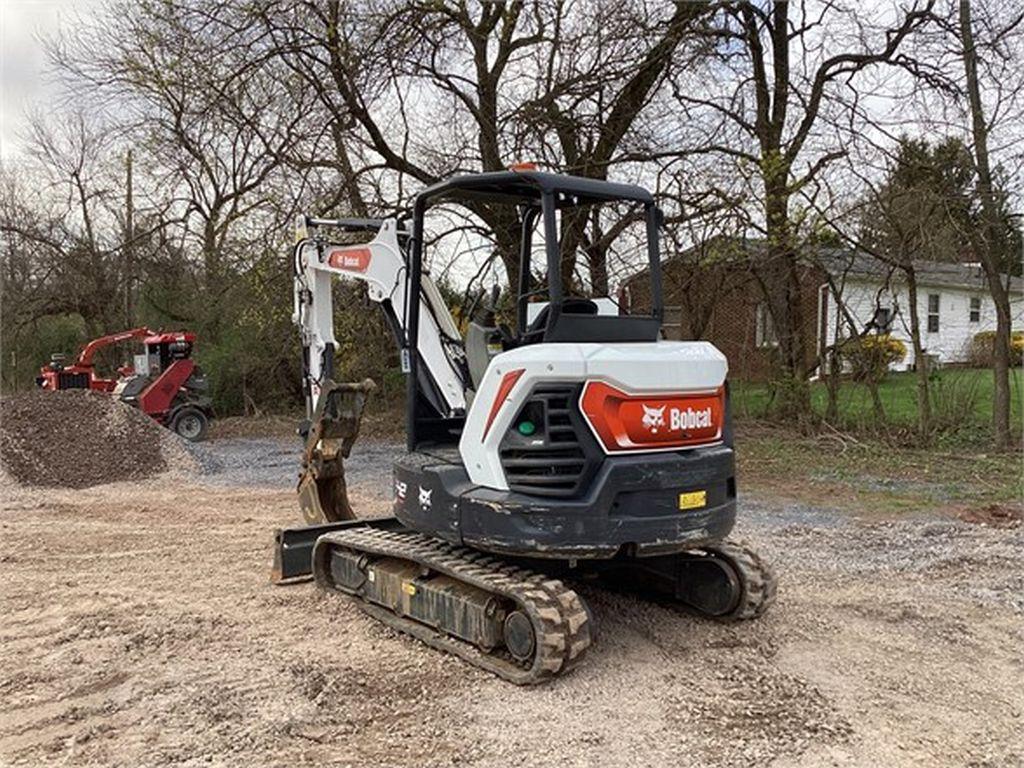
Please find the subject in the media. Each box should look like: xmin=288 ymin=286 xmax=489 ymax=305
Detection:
xmin=600 ymin=540 xmax=777 ymax=620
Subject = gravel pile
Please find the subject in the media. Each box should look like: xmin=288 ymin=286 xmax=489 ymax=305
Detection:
xmin=0 ymin=389 xmax=197 ymax=489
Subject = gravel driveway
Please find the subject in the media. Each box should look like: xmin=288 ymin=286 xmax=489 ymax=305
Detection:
xmin=186 ymin=436 xmax=404 ymax=497
xmin=1 ymin=435 xmax=1021 ymax=767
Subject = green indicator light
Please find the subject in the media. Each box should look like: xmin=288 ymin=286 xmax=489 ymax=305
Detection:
xmin=517 ymin=420 xmax=537 ymax=436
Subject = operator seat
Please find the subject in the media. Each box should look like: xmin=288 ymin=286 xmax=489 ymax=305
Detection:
xmin=522 ymin=298 xmax=599 ymax=344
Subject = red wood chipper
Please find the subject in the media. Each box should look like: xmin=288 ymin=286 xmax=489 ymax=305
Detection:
xmin=37 ymin=327 xmax=214 ymax=441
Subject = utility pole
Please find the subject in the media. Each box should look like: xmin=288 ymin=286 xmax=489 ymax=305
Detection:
xmin=124 ymin=149 xmax=134 ymax=326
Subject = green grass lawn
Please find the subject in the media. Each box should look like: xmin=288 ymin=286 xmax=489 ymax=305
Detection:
xmin=736 ymin=422 xmax=1023 ymax=514
xmin=733 ymin=367 xmax=1023 ymax=439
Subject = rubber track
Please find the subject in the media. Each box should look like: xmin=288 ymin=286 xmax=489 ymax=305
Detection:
xmin=314 ymin=527 xmax=593 ymax=685
xmin=704 ymin=540 xmax=778 ymax=621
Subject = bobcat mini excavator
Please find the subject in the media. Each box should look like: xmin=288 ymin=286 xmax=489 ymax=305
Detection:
xmin=273 ymin=170 xmax=776 ymax=684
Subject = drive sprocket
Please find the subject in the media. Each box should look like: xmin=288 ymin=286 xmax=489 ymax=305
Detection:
xmin=701 ymin=540 xmax=777 ymax=621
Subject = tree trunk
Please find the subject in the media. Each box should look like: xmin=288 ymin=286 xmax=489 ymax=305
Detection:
xmin=762 ymin=187 xmax=811 ymax=423
xmin=331 ymin=125 xmax=369 ymax=218
xmin=959 ymin=0 xmax=1012 ymax=448
xmin=905 ymin=268 xmax=931 ymax=438
xmin=824 ymin=349 xmax=841 ymax=424
xmin=124 ymin=149 xmax=135 ymax=327
xmin=868 ymin=378 xmax=886 ymax=424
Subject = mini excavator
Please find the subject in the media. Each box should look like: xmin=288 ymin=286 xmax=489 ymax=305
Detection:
xmin=272 ymin=170 xmax=776 ymax=684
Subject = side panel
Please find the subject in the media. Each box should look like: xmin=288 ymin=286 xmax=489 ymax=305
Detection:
xmin=459 ymin=341 xmax=728 ymax=490
xmin=138 ymin=359 xmax=195 ymax=417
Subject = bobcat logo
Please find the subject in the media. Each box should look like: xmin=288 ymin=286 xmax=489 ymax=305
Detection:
xmin=418 ymin=487 xmax=433 ymax=509
xmin=394 ymin=480 xmax=407 ymax=501
xmin=641 ymin=404 xmax=666 ymax=434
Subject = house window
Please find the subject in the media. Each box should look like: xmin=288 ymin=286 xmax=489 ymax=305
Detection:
xmin=755 ymin=303 xmax=777 ymax=347
xmin=969 ymin=296 xmax=981 ymax=323
xmin=927 ymin=294 xmax=940 ymax=333
xmin=872 ymin=307 xmax=893 ymax=333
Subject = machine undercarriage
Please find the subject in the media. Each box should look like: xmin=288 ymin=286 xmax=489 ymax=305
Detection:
xmin=275 ymin=512 xmax=774 ymax=684
xmin=274 ymin=377 xmax=776 ymax=684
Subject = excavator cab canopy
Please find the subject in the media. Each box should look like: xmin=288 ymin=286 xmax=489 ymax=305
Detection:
xmin=404 ymin=170 xmax=666 ymax=448
xmin=409 ymin=170 xmax=665 ymax=347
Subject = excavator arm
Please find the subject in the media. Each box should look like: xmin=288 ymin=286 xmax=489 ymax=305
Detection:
xmin=292 ymin=216 xmax=468 ymax=419
xmin=291 ymin=215 xmax=470 ymax=522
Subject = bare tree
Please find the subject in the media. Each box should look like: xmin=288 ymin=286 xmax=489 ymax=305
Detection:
xmin=52 ymin=0 xmax=314 ymax=323
xmin=1 ymin=114 xmax=138 ymax=336
xmin=261 ymin=1 xmax=711 ymax=296
xmin=954 ymin=0 xmax=1022 ymax=448
xmin=668 ymin=0 xmax=938 ymax=422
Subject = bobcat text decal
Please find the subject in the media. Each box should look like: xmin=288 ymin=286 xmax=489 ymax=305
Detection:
xmin=327 ymin=247 xmax=372 ymax=273
xmin=580 ymin=381 xmax=724 ymax=453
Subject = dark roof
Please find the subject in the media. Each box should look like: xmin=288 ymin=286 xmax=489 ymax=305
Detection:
xmin=659 ymin=236 xmax=1022 ymax=293
xmin=816 ymin=246 xmax=1022 ymax=293
xmin=415 ymin=170 xmax=654 ymax=208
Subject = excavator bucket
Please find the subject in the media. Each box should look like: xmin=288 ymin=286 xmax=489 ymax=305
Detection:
xmin=297 ymin=378 xmax=377 ymax=524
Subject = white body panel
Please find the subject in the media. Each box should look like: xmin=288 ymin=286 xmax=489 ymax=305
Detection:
xmin=459 ymin=341 xmax=728 ymax=490
xmin=293 ymin=220 xmax=467 ymax=415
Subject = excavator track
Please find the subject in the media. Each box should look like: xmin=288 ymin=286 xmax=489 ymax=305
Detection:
xmin=701 ymin=540 xmax=777 ymax=620
xmin=584 ymin=538 xmax=777 ymax=621
xmin=312 ymin=526 xmax=593 ymax=685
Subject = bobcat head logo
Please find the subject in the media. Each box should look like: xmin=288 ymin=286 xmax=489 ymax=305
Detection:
xmin=418 ymin=487 xmax=433 ymax=509
xmin=394 ymin=480 xmax=407 ymax=501
xmin=641 ymin=404 xmax=666 ymax=434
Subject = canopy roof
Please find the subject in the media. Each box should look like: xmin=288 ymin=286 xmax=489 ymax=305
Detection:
xmin=416 ymin=170 xmax=654 ymax=207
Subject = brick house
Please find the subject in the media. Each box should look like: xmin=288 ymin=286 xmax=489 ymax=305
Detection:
xmin=625 ymin=237 xmax=1022 ymax=381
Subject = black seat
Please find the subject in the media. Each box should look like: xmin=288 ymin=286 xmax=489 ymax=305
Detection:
xmin=523 ymin=298 xmax=598 ymax=343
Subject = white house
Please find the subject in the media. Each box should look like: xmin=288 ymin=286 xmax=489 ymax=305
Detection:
xmin=818 ymin=252 xmax=1023 ymax=370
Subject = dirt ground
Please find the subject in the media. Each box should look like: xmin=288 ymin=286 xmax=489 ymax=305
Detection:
xmin=1 ymin=436 xmax=1023 ymax=767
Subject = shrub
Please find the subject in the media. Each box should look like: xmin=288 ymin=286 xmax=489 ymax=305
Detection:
xmin=930 ymin=370 xmax=985 ymax=438
xmin=968 ymin=330 xmax=1024 ymax=367
xmin=840 ymin=334 xmax=907 ymax=383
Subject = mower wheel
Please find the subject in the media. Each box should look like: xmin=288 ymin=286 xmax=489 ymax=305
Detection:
xmin=172 ymin=407 xmax=209 ymax=442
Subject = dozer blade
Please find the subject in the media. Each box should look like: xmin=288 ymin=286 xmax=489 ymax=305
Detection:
xmin=312 ymin=526 xmax=594 ymax=685
xmin=298 ymin=378 xmax=376 ymax=524
xmin=270 ymin=517 xmax=405 ymax=583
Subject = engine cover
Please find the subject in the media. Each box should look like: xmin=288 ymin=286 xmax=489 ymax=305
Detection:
xmin=458 ymin=341 xmax=728 ymax=491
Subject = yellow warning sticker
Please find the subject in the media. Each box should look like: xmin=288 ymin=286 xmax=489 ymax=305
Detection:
xmin=678 ymin=490 xmax=707 ymax=510
xmin=401 ymin=581 xmax=417 ymax=596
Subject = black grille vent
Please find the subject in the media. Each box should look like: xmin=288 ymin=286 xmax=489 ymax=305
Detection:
xmin=499 ymin=384 xmax=596 ymax=498
xmin=57 ymin=372 xmax=90 ymax=390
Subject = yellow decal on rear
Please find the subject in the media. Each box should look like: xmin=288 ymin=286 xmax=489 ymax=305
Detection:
xmin=402 ymin=581 xmax=417 ymax=596
xmin=678 ymin=490 xmax=707 ymax=510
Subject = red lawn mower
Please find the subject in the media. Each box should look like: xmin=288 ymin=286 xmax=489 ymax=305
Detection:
xmin=37 ymin=327 xmax=214 ymax=441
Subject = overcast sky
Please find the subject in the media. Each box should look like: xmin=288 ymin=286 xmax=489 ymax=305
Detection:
xmin=0 ymin=0 xmax=103 ymax=163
